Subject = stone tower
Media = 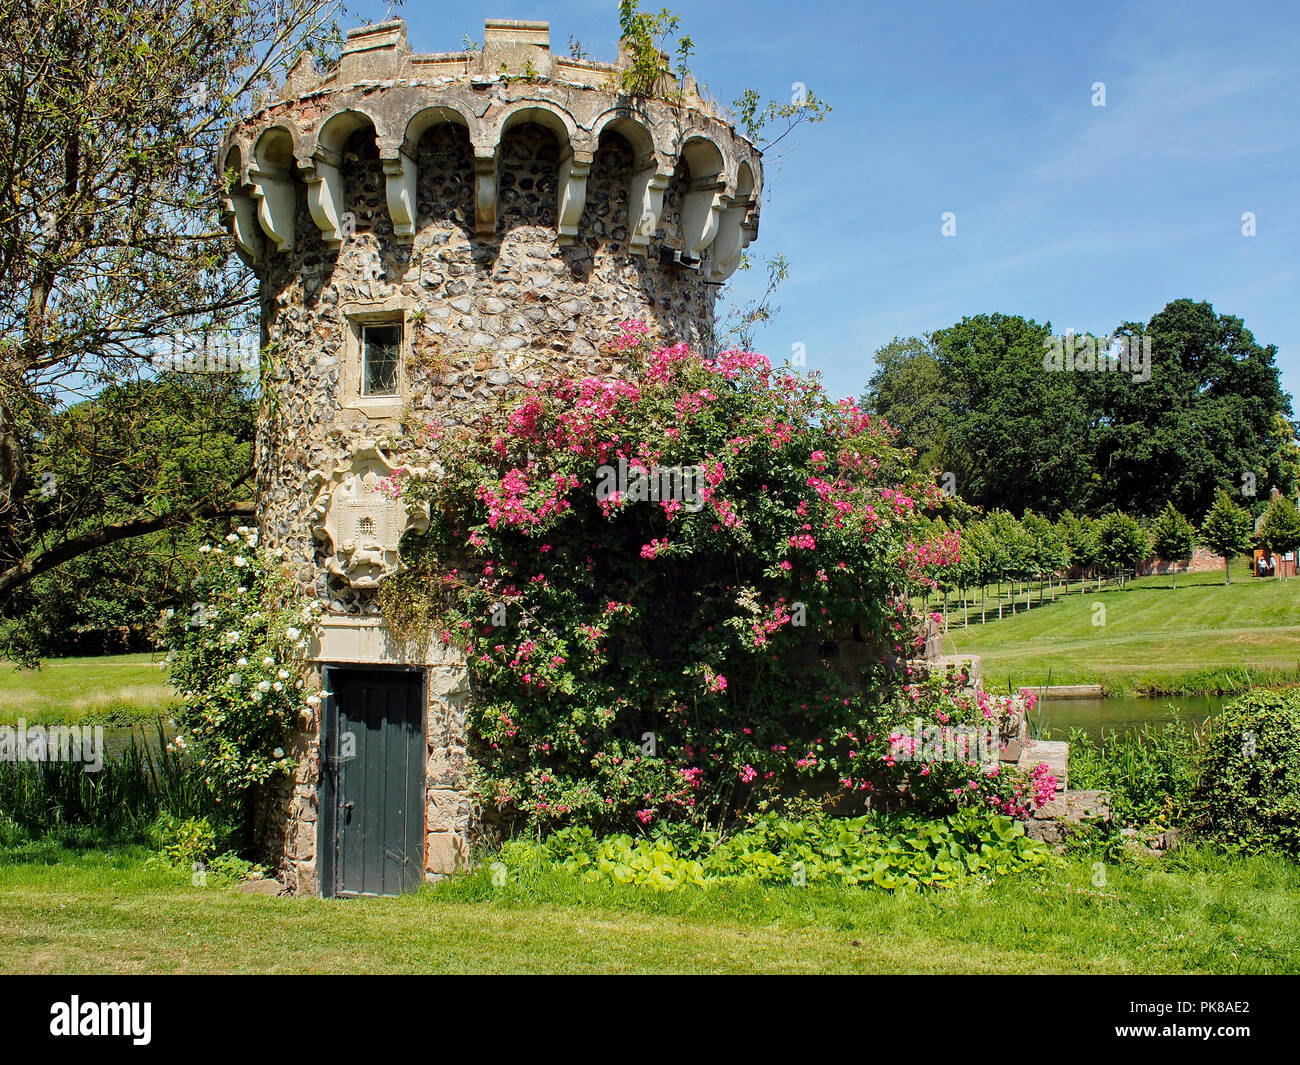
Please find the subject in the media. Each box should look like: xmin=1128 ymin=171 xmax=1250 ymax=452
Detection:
xmin=219 ymin=18 xmax=763 ymax=895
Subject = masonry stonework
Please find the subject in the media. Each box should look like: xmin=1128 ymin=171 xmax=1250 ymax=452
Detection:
xmin=224 ymin=18 xmax=763 ymax=893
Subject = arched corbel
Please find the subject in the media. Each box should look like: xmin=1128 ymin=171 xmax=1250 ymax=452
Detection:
xmin=682 ymin=178 xmax=725 ymax=257
xmin=299 ymin=148 xmax=346 ymax=248
xmin=221 ymin=190 xmax=264 ymax=267
xmin=709 ymin=195 xmax=750 ymax=281
xmin=473 ymin=148 xmax=498 ymax=237
xmin=248 ymin=164 xmax=296 ymax=253
xmin=556 ymin=147 xmax=593 ymax=244
xmin=381 ymin=147 xmax=418 ymax=239
xmin=628 ymin=163 xmax=672 ymax=255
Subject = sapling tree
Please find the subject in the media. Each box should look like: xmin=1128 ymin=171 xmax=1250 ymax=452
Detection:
xmin=1259 ymin=494 xmax=1300 ymax=581
xmin=1149 ymin=502 xmax=1196 ymax=588
xmin=1200 ymin=489 xmax=1255 ymax=585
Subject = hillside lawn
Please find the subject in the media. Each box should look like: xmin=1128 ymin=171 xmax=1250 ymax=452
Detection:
xmin=0 ymin=652 xmax=171 ymax=725
xmin=0 ymin=842 xmax=1296 ymax=974
xmin=944 ymin=568 xmax=1300 ymax=695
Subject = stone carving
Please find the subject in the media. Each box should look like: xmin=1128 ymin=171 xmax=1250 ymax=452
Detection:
xmin=308 ymin=440 xmax=428 ymax=588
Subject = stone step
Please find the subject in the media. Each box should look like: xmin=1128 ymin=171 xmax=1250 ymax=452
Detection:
xmin=1021 ymin=738 xmax=1068 ymax=791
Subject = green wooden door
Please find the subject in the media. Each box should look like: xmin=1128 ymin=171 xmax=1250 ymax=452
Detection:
xmin=321 ymin=667 xmax=425 ymax=897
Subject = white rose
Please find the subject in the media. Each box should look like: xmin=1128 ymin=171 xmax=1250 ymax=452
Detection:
xmin=285 ymin=627 xmax=301 ymax=641
xmin=236 ymin=657 xmax=248 ymax=667
xmin=272 ymin=682 xmax=283 ymax=692
xmin=199 ymin=544 xmax=211 ymax=554
xmin=228 ymin=673 xmax=242 ymax=686
xmin=233 ymin=556 xmax=247 ymax=568
xmin=277 ymin=669 xmax=289 ymax=680
xmin=224 ymin=631 xmax=241 ymax=645
xmin=226 ymin=533 xmax=239 ymax=544
xmin=262 ymin=657 xmax=275 ymax=668
xmin=257 ymin=680 xmax=271 ymax=693
xmin=273 ymin=747 xmax=284 ymax=759
xmin=306 ymin=694 xmax=322 ymax=710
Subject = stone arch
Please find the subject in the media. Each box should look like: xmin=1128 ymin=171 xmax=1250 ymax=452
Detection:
xmin=591 ymin=110 xmax=671 ymax=254
xmin=336 ymin=119 xmax=387 ymax=239
xmin=496 ymin=103 xmax=590 ymax=244
xmin=413 ymin=117 xmax=475 ymax=239
xmin=221 ymin=144 xmax=263 ymax=267
xmin=579 ymin=127 xmax=637 ymax=255
xmin=251 ymin=125 xmax=298 ymax=252
xmin=710 ymin=160 xmax=757 ymax=282
xmin=677 ymin=134 xmax=727 ymax=257
xmin=303 ymin=110 xmax=380 ymax=245
xmin=496 ymin=118 xmax=562 ymax=237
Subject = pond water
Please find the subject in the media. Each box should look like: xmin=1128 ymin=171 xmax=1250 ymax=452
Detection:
xmin=1036 ymin=693 xmax=1230 ymax=738
xmin=101 ymin=722 xmax=175 ymax=759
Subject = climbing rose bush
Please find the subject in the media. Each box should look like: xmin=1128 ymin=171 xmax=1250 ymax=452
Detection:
xmin=395 ymin=328 xmax=962 ymax=833
xmin=840 ymin=665 xmax=1055 ymax=818
xmin=162 ymin=526 xmax=322 ymax=805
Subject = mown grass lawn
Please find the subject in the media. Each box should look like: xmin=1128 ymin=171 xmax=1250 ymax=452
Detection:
xmin=0 ymin=843 xmax=1296 ymax=974
xmin=0 ymin=653 xmax=172 ymax=725
xmin=946 ymin=569 xmax=1300 ymax=694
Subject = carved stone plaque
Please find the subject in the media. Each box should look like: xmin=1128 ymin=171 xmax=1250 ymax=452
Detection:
xmin=308 ymin=439 xmax=428 ymax=588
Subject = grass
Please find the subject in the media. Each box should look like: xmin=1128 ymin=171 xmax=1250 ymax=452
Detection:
xmin=945 ymin=568 xmax=1300 ymax=695
xmin=0 ymin=653 xmax=173 ymax=725
xmin=0 ymin=843 xmax=1296 ymax=973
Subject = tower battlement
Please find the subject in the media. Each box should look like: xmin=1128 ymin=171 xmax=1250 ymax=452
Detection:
xmin=221 ymin=18 xmax=761 ymax=282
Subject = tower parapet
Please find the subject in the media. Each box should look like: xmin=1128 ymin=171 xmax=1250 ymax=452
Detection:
xmin=222 ymin=18 xmax=761 ymax=286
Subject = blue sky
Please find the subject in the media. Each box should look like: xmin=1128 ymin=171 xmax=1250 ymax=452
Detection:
xmin=380 ymin=0 xmax=1300 ymax=407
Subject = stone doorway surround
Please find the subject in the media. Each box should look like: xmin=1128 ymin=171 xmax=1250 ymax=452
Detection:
xmin=268 ymin=616 xmax=471 ymax=895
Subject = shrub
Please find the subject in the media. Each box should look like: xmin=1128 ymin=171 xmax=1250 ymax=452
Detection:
xmin=161 ymin=526 xmax=321 ymax=812
xmin=1193 ymin=689 xmax=1300 ymax=855
xmin=849 ymin=665 xmax=1053 ymax=818
xmin=393 ymin=329 xmax=959 ymax=833
xmin=1067 ymin=718 xmax=1203 ymax=828
xmin=506 ymin=809 xmax=1058 ymax=893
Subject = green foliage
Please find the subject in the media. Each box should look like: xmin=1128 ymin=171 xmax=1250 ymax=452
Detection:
xmin=614 ymin=0 xmax=691 ymax=96
xmin=1259 ymin=493 xmax=1300 ymax=569
xmin=1149 ymin=502 xmax=1196 ymax=587
xmin=0 ymin=724 xmax=213 ymax=840
xmin=1067 ymin=720 xmax=1203 ymax=828
xmin=161 ymin=527 xmax=321 ymax=806
xmin=0 ymin=0 xmax=337 ymax=605
xmin=508 ymin=809 xmax=1059 ymax=894
xmin=1 ymin=374 xmax=255 ymax=665
xmin=1199 ymin=488 xmax=1255 ymax=583
xmin=1094 ymin=511 xmax=1147 ymax=580
xmin=149 ymin=813 xmax=219 ymax=868
xmin=862 ymin=302 xmax=1295 ymax=520
xmin=1193 ymin=689 xmax=1300 ymax=856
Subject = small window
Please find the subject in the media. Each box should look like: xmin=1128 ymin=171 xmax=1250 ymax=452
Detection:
xmin=361 ymin=324 xmax=401 ymax=397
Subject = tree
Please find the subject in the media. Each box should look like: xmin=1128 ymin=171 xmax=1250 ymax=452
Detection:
xmin=1059 ymin=511 xmax=1098 ymax=592
xmin=1022 ymin=510 xmax=1067 ymax=602
xmin=0 ymin=0 xmax=341 ymax=602
xmin=1259 ymin=494 xmax=1300 ymax=581
xmin=0 ymin=374 xmax=254 ymax=663
xmin=918 ymin=315 xmax=1093 ymax=516
xmin=982 ymin=510 xmax=1031 ymax=616
xmin=861 ymin=335 xmax=952 ymax=476
xmin=1200 ymin=489 xmax=1255 ymax=585
xmin=859 ymin=302 xmax=1294 ymax=521
xmin=1095 ymin=512 xmax=1148 ymax=589
xmin=1085 ymin=301 xmax=1292 ymax=518
xmin=1148 ymin=502 xmax=1196 ymax=589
